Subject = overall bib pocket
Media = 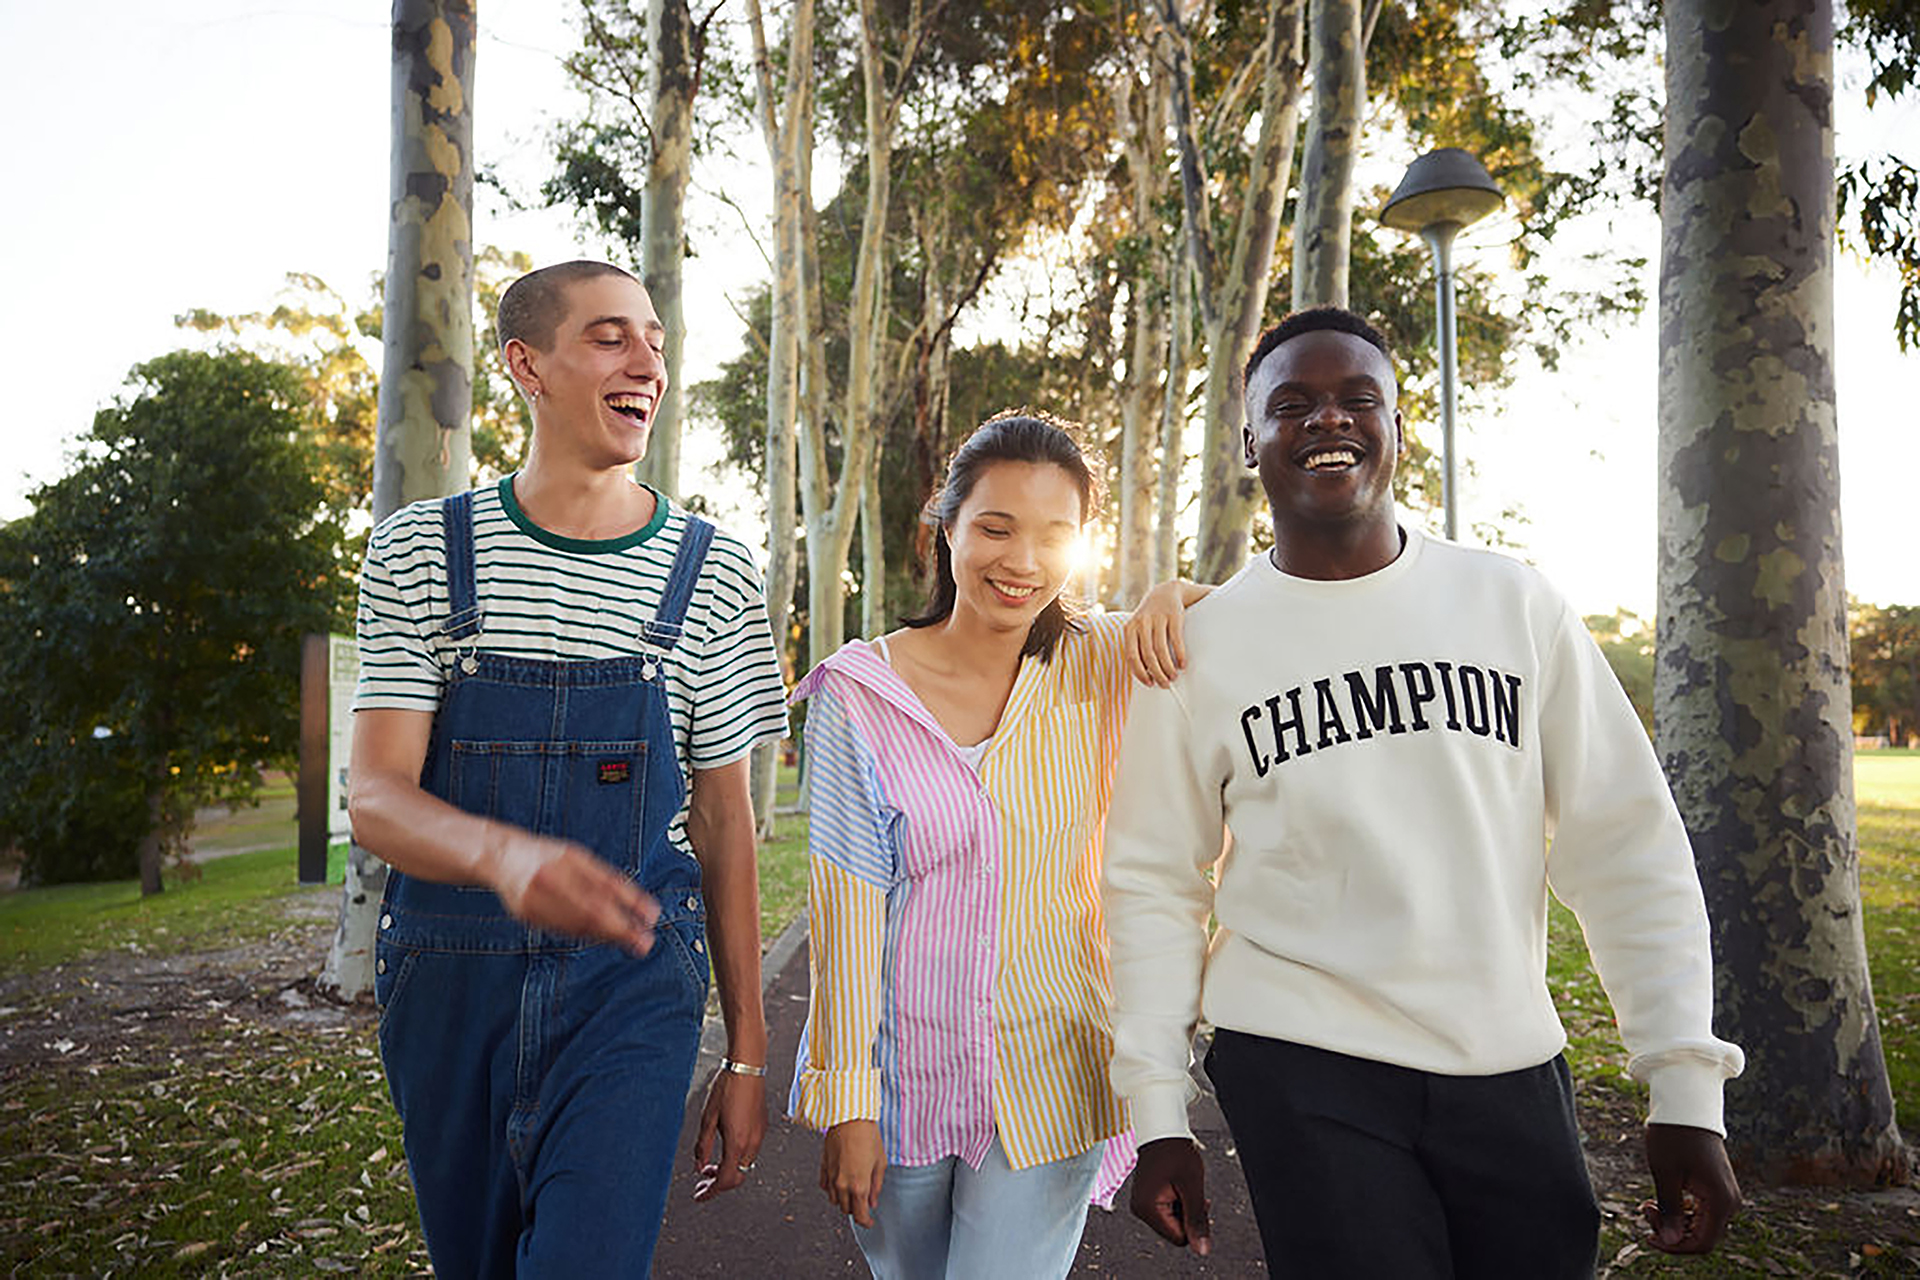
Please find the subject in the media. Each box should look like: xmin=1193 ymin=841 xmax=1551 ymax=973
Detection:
xmin=448 ymin=738 xmax=650 ymax=874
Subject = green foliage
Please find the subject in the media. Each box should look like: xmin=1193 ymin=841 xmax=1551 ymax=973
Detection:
xmin=542 ymin=0 xmax=750 ymax=250
xmin=468 ymin=247 xmax=541 ymax=477
xmin=1585 ymin=608 xmax=1656 ymax=735
xmin=0 ymin=351 xmax=350 ymax=885
xmin=1367 ymin=1 xmax=1655 ymax=369
xmin=1847 ymin=0 xmax=1920 ymax=106
xmin=1839 ymin=0 xmax=1920 ymax=349
xmin=1850 ymin=600 xmax=1920 ymax=746
xmin=1839 ymin=156 xmax=1920 ymax=352
xmin=176 ymin=273 xmax=380 ymax=529
xmin=683 ymin=1 xmax=1126 ymax=654
xmin=176 ymin=251 xmax=536 ymax=506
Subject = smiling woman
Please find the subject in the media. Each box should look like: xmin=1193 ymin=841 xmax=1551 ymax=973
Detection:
xmin=783 ymin=410 xmax=1210 ymax=1279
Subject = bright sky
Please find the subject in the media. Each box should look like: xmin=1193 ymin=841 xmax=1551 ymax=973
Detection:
xmin=4 ymin=2 xmax=1915 ymax=617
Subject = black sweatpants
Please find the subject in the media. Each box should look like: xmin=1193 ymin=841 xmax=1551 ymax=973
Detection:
xmin=1205 ymin=1029 xmax=1600 ymax=1279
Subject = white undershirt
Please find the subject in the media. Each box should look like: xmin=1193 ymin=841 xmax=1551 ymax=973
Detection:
xmin=874 ymin=634 xmax=991 ymax=766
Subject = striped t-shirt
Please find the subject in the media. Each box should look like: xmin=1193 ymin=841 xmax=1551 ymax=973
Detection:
xmin=352 ymin=476 xmax=789 ymax=859
xmin=788 ymin=616 xmax=1138 ymax=1205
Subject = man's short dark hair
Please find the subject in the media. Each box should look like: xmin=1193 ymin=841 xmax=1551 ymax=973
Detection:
xmin=1243 ymin=306 xmax=1392 ymax=388
xmin=497 ymin=261 xmax=637 ymax=353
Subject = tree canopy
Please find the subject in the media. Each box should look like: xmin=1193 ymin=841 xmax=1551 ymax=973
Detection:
xmin=0 ymin=350 xmax=351 ymax=888
xmin=1850 ymin=600 xmax=1920 ymax=747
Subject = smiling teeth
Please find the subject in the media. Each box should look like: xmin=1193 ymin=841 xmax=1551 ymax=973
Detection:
xmin=607 ymin=393 xmax=653 ymax=415
xmin=1305 ymin=448 xmax=1358 ymax=470
xmin=992 ymin=581 xmax=1038 ymax=599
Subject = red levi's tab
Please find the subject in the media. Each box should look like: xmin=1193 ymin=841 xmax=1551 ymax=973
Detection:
xmin=598 ymin=760 xmax=632 ymax=785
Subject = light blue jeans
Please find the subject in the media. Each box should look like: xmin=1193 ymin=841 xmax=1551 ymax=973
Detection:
xmin=852 ymin=1135 xmax=1103 ymax=1279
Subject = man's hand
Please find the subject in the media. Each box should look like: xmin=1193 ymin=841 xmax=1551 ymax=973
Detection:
xmin=1641 ymin=1123 xmax=1740 ymax=1254
xmin=821 ymin=1119 xmax=887 ymax=1228
xmin=692 ymin=1068 xmax=767 ymax=1201
xmin=1130 ymin=1136 xmax=1212 ymax=1255
xmin=485 ymin=831 xmax=659 ymax=954
xmin=349 ymin=708 xmax=657 ymax=953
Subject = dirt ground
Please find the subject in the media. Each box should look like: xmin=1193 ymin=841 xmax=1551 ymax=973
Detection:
xmin=0 ymin=895 xmax=357 ymax=1075
xmin=4 ymin=896 xmax=1918 ymax=1277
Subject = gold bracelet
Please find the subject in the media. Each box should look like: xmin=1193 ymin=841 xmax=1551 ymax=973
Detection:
xmin=719 ymin=1056 xmax=767 ymax=1077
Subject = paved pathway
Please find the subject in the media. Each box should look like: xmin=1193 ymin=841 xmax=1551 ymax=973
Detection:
xmin=654 ymin=932 xmax=1267 ymax=1277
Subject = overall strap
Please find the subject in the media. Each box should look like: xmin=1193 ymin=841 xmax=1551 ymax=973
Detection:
xmin=642 ymin=517 xmax=715 ymax=652
xmin=439 ymin=490 xmax=484 ymax=641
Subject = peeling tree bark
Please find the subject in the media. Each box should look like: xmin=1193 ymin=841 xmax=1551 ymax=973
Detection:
xmin=636 ymin=0 xmax=698 ymax=498
xmin=1155 ymin=237 xmax=1192 ymax=581
xmin=1291 ymin=0 xmax=1363 ymax=309
xmin=798 ymin=0 xmax=937 ymax=667
xmin=1180 ymin=0 xmax=1306 ymax=582
xmin=1656 ymin=0 xmax=1908 ymax=1186
xmin=136 ymin=790 xmax=165 ymax=898
xmin=327 ymin=0 xmax=476 ymax=1002
xmin=745 ymin=0 xmax=813 ymax=838
xmin=370 ymin=0 xmax=475 ymax=520
xmin=1115 ymin=41 xmax=1171 ymax=606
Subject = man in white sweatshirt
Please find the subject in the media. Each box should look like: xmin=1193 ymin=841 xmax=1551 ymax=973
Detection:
xmin=1102 ymin=306 xmax=1744 ymax=1275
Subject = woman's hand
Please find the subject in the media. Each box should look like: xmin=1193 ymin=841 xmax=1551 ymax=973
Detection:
xmin=820 ymin=1119 xmax=888 ymax=1228
xmin=1125 ymin=580 xmax=1212 ymax=687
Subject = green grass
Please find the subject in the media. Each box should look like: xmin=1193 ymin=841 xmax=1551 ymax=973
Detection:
xmin=1551 ymin=750 xmax=1920 ymax=1130
xmin=757 ymin=765 xmax=809 ymax=943
xmin=0 ymin=843 xmax=345 ymax=975
xmin=188 ymin=775 xmax=298 ymax=860
xmin=1 ymin=1022 xmax=422 ymax=1276
xmin=1858 ymin=751 xmax=1920 ymax=808
xmin=2 ymin=765 xmax=815 ymax=978
xmin=1857 ymin=753 xmax=1920 ymax=1134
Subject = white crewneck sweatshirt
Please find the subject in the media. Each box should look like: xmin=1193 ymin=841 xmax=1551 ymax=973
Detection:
xmin=1103 ymin=528 xmax=1743 ymax=1145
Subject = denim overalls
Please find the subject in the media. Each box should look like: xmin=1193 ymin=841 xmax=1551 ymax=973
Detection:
xmin=376 ymin=490 xmax=714 ymax=1276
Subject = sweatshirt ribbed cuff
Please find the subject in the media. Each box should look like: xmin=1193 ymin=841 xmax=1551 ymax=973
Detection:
xmin=1126 ymin=1086 xmax=1197 ymax=1147
xmin=1643 ymin=1061 xmax=1728 ymax=1136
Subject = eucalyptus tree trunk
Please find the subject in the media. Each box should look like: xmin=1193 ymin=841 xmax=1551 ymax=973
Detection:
xmin=799 ymin=0 xmax=930 ymax=667
xmin=1291 ymin=0 xmax=1363 ymax=309
xmin=635 ymin=0 xmax=696 ymax=497
xmin=1656 ymin=0 xmax=1907 ymax=1186
xmin=917 ymin=226 xmax=954 ymax=474
xmin=369 ymin=0 xmax=475 ymax=520
xmin=1155 ymin=239 xmax=1192 ymax=581
xmin=328 ymin=0 xmax=476 ymax=1001
xmin=860 ymin=466 xmax=887 ymax=636
xmin=1170 ymin=0 xmax=1306 ymax=582
xmin=745 ymin=0 xmax=814 ymax=837
xmin=1115 ymin=50 xmax=1171 ymax=607
xmin=136 ymin=790 xmax=166 ymax=898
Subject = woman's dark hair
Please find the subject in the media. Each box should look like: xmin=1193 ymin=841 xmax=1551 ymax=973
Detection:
xmin=900 ymin=409 xmax=1099 ymax=663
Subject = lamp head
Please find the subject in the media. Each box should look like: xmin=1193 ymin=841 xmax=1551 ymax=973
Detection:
xmin=1381 ymin=148 xmax=1503 ymax=232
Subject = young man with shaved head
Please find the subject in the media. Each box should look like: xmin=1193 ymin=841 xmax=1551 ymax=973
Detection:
xmin=1103 ymin=307 xmax=1744 ymax=1275
xmin=348 ymin=261 xmax=788 ymax=1274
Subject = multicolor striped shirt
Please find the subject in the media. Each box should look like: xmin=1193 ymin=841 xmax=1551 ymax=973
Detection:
xmin=788 ymin=616 xmax=1137 ymax=1203
xmin=352 ymin=476 xmax=790 ymax=859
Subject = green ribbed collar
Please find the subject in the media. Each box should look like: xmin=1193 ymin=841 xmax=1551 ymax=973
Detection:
xmin=497 ymin=473 xmax=668 ymax=553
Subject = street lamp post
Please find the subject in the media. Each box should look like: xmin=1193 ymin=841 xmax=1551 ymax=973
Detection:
xmin=1381 ymin=148 xmax=1503 ymax=541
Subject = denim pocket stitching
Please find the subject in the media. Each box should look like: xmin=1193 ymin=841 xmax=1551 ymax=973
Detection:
xmin=375 ymin=945 xmax=422 ymax=1053
xmin=662 ymin=920 xmax=711 ymax=1004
